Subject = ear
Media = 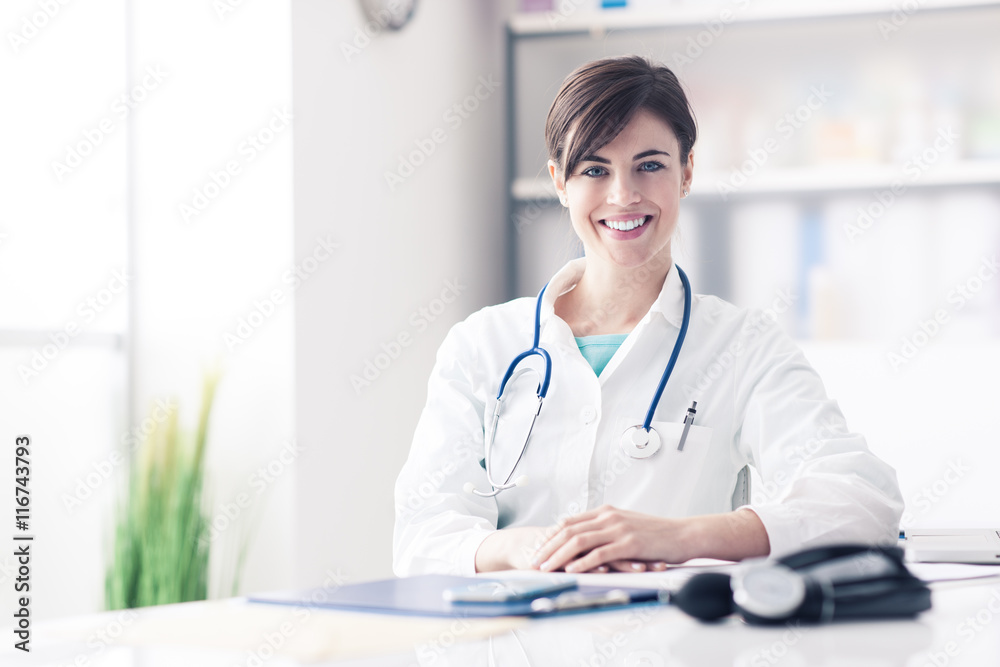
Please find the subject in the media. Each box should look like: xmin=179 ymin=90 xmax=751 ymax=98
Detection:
xmin=681 ymin=151 xmax=694 ymax=196
xmin=548 ymin=160 xmax=568 ymax=207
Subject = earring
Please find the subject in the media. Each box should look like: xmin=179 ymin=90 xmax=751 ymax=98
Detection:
xmin=682 ymin=188 xmax=689 ymax=198
xmin=559 ymin=195 xmax=568 ymax=207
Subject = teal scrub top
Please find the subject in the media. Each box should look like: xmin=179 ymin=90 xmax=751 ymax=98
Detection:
xmin=574 ymin=334 xmax=628 ymax=377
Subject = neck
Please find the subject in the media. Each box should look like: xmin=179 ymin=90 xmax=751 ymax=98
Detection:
xmin=557 ymin=252 xmax=673 ymax=336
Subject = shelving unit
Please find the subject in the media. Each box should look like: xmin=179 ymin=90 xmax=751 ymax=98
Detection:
xmin=502 ymin=0 xmax=1000 ymax=519
xmin=503 ymin=1 xmax=1000 ymax=307
xmin=508 ymin=0 xmax=1000 ymax=36
xmin=512 ymin=160 xmax=1000 ymax=202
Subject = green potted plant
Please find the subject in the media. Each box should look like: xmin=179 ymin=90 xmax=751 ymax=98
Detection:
xmin=106 ymin=374 xmax=219 ymax=609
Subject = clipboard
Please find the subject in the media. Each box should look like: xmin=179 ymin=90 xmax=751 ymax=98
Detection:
xmin=248 ymin=574 xmax=661 ymax=618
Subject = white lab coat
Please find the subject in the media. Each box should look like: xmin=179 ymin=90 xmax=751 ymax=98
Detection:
xmin=393 ymin=259 xmax=904 ymax=576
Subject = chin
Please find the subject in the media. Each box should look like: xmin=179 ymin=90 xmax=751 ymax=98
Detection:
xmin=608 ymin=243 xmax=672 ymax=269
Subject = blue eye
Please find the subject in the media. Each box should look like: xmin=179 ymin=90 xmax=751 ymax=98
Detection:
xmin=639 ymin=161 xmax=664 ymax=172
xmin=581 ymin=166 xmax=607 ymax=177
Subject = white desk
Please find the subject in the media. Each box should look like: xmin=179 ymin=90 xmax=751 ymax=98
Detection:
xmin=4 ymin=573 xmax=999 ymax=666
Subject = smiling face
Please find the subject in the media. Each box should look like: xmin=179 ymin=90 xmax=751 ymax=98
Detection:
xmin=549 ymin=109 xmax=693 ymax=271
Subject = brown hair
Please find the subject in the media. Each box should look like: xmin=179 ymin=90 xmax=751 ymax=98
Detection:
xmin=545 ymin=56 xmax=697 ymax=178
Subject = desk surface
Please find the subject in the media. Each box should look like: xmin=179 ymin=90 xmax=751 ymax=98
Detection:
xmin=4 ymin=573 xmax=1000 ymax=666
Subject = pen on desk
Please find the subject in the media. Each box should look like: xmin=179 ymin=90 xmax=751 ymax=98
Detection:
xmin=530 ymin=589 xmax=631 ymax=613
xmin=677 ymin=401 xmax=697 ymax=451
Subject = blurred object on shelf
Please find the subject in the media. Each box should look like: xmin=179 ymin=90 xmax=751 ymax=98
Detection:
xmin=518 ymin=0 xmax=554 ymax=11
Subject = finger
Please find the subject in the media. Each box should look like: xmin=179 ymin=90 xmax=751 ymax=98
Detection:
xmin=606 ymin=560 xmax=647 ymax=573
xmin=537 ymin=528 xmax=615 ymax=572
xmin=532 ymin=506 xmax=629 ymax=568
xmin=648 ymin=561 xmax=668 ymax=571
xmin=534 ymin=509 xmax=602 ymax=552
xmin=531 ymin=518 xmax=608 ymax=569
xmin=562 ymin=541 xmax=633 ymax=574
xmin=586 ymin=565 xmax=610 ymax=574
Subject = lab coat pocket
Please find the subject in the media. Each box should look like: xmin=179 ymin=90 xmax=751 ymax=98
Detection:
xmin=601 ymin=418 xmax=714 ymax=517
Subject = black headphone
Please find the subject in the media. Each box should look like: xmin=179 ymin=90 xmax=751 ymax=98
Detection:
xmin=669 ymin=544 xmax=931 ymax=624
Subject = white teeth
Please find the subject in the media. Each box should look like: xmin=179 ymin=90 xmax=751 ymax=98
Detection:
xmin=604 ymin=216 xmax=647 ymax=231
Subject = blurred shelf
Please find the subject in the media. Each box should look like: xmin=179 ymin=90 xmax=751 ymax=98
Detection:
xmin=511 ymin=160 xmax=1000 ymax=202
xmin=509 ymin=0 xmax=1000 ymax=36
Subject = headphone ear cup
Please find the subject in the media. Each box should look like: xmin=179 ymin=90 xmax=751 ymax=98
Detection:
xmin=669 ymin=572 xmax=734 ymax=621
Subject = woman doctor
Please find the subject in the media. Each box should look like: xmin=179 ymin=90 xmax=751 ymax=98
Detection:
xmin=393 ymin=56 xmax=903 ymax=576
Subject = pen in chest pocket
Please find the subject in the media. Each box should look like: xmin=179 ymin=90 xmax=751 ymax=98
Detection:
xmin=677 ymin=401 xmax=698 ymax=451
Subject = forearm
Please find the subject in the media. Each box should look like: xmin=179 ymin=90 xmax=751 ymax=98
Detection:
xmin=682 ymin=508 xmax=770 ymax=562
xmin=474 ymin=531 xmax=509 ymax=572
xmin=475 ymin=526 xmax=550 ymax=572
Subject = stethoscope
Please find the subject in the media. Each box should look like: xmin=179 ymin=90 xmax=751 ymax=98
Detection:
xmin=465 ymin=265 xmax=693 ymax=498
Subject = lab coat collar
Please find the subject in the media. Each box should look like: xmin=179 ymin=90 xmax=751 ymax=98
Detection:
xmin=538 ymin=257 xmax=686 ymax=333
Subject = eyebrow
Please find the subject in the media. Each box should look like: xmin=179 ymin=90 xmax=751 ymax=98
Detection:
xmin=580 ymin=149 xmax=671 ymax=164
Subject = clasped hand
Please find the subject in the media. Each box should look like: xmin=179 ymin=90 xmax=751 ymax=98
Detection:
xmin=528 ymin=505 xmax=693 ymax=574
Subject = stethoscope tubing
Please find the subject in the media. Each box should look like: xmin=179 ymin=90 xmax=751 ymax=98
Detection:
xmin=475 ymin=265 xmax=692 ymax=497
xmin=641 ymin=266 xmax=692 ymax=431
xmin=496 ymin=283 xmax=552 ymax=401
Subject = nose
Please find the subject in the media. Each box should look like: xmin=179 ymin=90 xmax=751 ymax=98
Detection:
xmin=606 ymin=171 xmax=640 ymax=207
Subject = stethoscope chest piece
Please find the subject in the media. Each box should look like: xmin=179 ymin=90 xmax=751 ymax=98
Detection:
xmin=620 ymin=425 xmax=661 ymax=459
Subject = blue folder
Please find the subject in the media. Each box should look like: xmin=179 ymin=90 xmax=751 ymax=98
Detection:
xmin=248 ymin=574 xmax=660 ymax=618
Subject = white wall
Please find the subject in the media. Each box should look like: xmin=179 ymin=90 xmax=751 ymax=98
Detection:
xmin=291 ymin=0 xmax=508 ymax=584
xmin=0 ymin=0 xmax=128 ymax=620
xmin=128 ymin=1 xmax=296 ymax=600
xmin=1 ymin=0 xmax=296 ymax=619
